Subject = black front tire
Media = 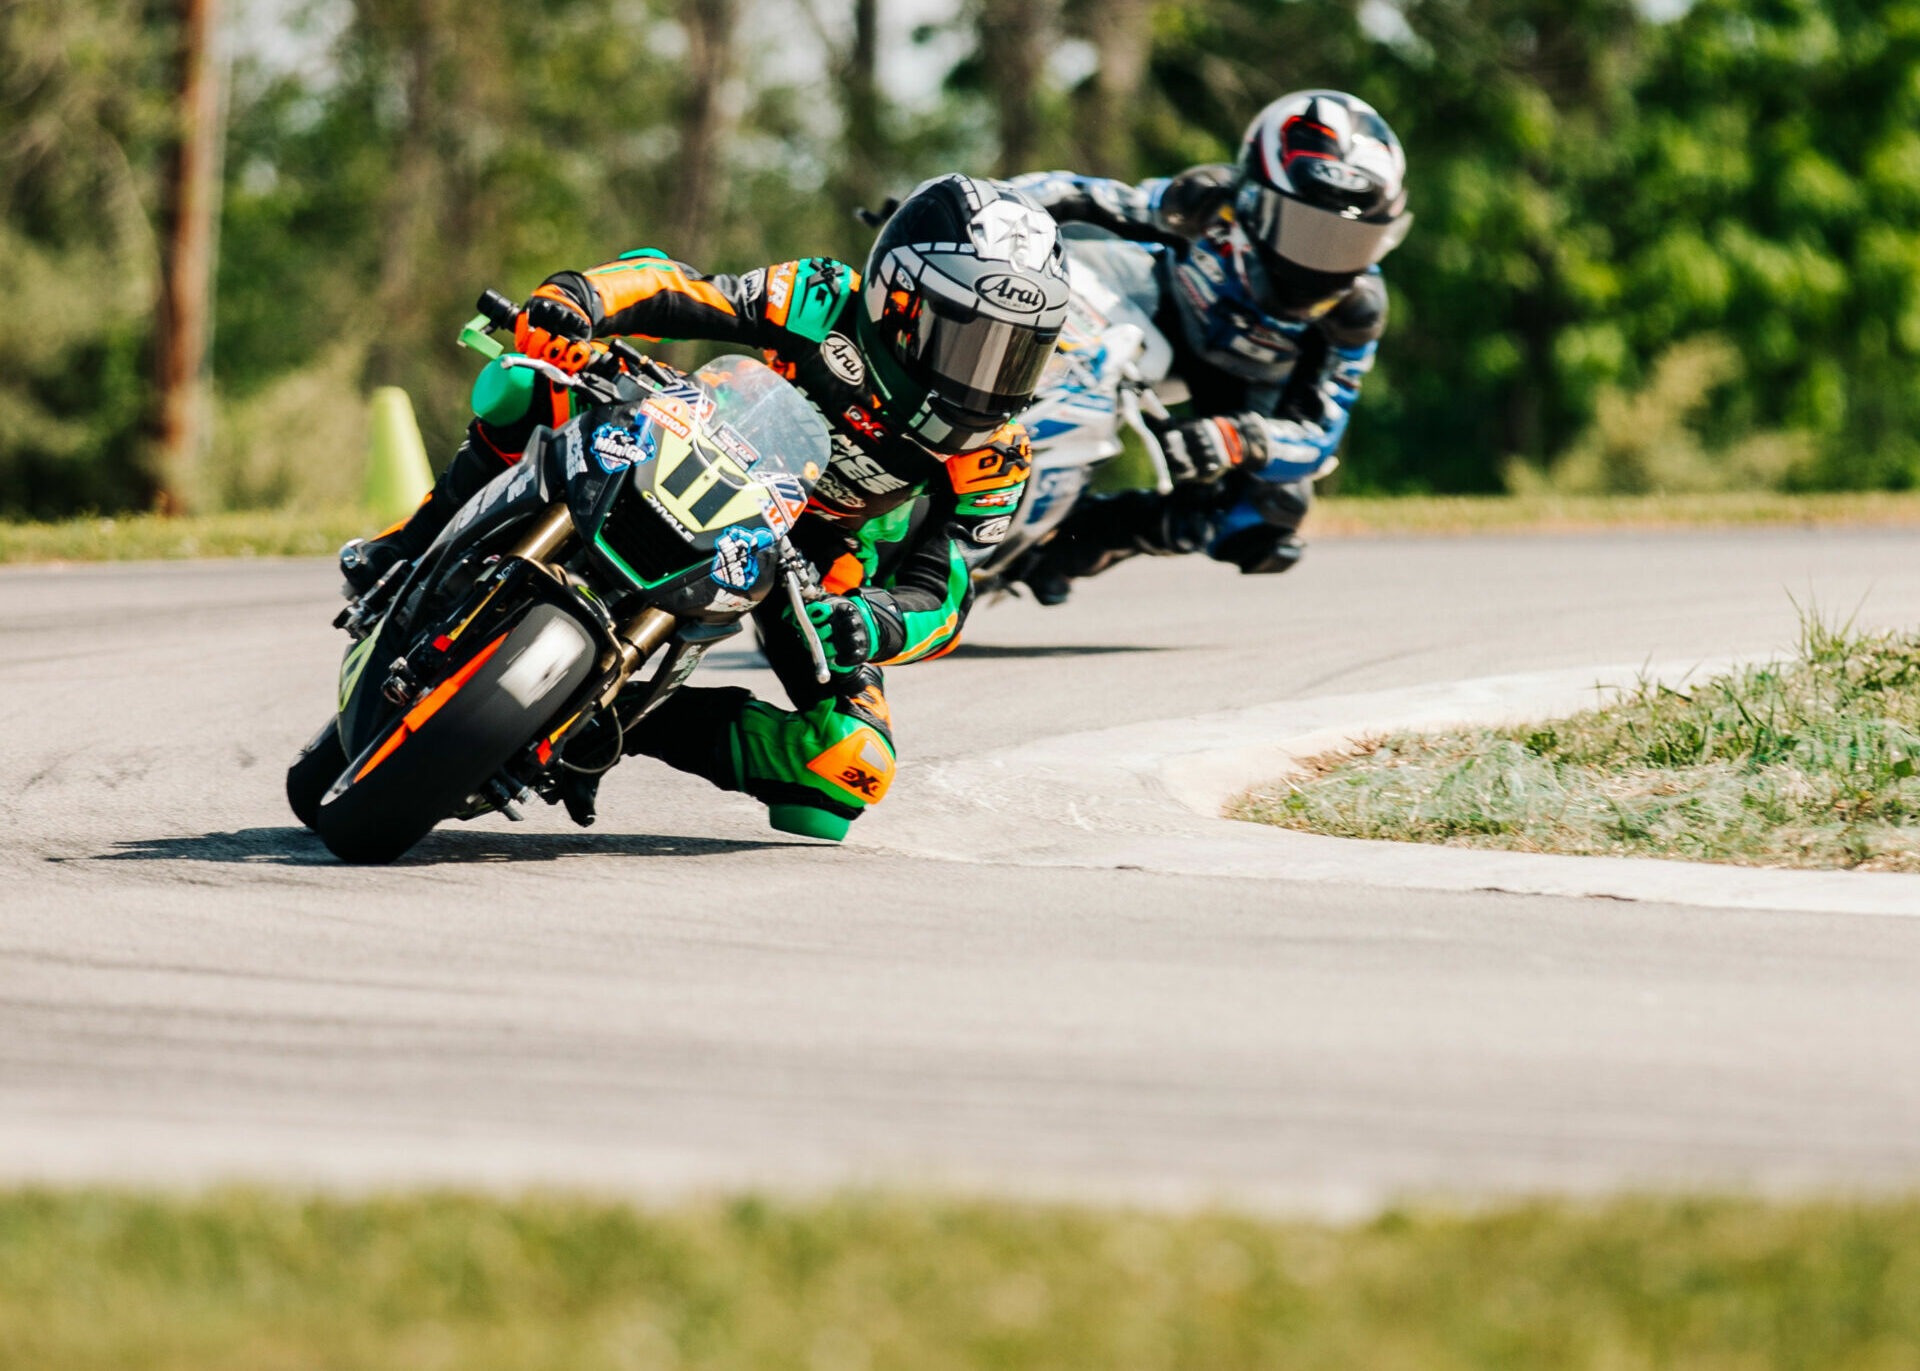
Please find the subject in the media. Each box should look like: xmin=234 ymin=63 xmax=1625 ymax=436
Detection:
xmin=313 ymin=603 xmax=597 ymax=864
xmin=286 ymin=719 xmax=349 ymax=831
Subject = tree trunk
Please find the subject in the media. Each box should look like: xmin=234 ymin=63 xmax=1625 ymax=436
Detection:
xmin=672 ymin=0 xmax=742 ymax=262
xmin=369 ymin=0 xmax=443 ymax=385
xmin=1079 ymin=0 xmax=1150 ymax=178
xmin=978 ymin=0 xmax=1054 ymax=177
xmin=841 ymin=0 xmax=881 ymax=212
xmin=152 ymin=0 xmax=224 ymax=513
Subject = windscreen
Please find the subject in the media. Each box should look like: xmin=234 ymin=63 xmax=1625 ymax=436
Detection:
xmin=691 ymin=354 xmax=832 ymax=490
xmin=1041 ymin=236 xmax=1174 ymax=388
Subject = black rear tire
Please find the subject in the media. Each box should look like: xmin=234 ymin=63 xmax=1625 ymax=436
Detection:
xmin=313 ymin=603 xmax=598 ymax=864
xmin=286 ymin=719 xmax=349 ymax=831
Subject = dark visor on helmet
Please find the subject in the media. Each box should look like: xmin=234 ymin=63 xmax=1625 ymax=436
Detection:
xmin=897 ymin=294 xmax=1062 ymax=418
xmin=1235 ymin=182 xmax=1411 ymax=276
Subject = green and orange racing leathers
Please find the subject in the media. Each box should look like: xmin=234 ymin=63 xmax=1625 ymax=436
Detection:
xmin=471 ymin=249 xmax=1031 ymax=840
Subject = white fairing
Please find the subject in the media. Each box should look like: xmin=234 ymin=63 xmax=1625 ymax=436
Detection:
xmin=975 ymin=239 xmax=1176 ymax=574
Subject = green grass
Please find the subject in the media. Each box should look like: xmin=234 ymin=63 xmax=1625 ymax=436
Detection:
xmin=1235 ymin=616 xmax=1920 ymax=870
xmin=0 ymin=508 xmax=375 ymax=564
xmin=6 ymin=493 xmax=1920 ymax=565
xmin=1312 ymin=489 xmax=1920 ymax=536
xmin=3 ymin=1189 xmax=1920 ymax=1370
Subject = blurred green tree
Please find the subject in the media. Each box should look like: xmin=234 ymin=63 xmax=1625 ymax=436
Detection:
xmin=12 ymin=0 xmax=1920 ymax=515
xmin=0 ymin=1 xmax=173 ymax=516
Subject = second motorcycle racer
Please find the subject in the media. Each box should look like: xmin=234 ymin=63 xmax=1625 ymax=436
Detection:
xmin=1008 ymin=89 xmax=1411 ymax=601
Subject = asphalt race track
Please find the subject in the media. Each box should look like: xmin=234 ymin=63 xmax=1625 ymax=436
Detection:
xmin=5 ymin=528 xmax=1920 ymax=1211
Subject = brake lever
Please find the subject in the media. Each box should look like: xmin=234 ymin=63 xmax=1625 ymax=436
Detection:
xmin=778 ymin=541 xmax=832 ymax=684
xmin=1118 ymin=386 xmax=1175 ymax=495
xmin=501 ymin=352 xmax=631 ymax=407
xmin=500 ymin=355 xmax=583 ymax=387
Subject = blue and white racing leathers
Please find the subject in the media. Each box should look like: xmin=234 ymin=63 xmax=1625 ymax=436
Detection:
xmin=1009 ymin=166 xmax=1388 ymax=574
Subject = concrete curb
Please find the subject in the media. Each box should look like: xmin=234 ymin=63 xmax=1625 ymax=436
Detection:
xmin=868 ymin=661 xmax=1920 ymax=919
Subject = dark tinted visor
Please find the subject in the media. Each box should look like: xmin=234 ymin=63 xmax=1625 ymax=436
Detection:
xmin=1236 ymin=182 xmax=1411 ymax=276
xmin=898 ymin=295 xmax=1061 ymax=416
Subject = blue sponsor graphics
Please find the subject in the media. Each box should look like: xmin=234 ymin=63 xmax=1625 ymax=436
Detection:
xmin=1329 ymin=342 xmax=1375 ymax=395
xmin=711 ymin=525 xmax=774 ymax=591
xmin=1025 ymin=417 xmax=1081 ymax=444
xmin=1024 ymin=465 xmax=1082 ymax=522
xmin=591 ymin=421 xmax=653 ymax=473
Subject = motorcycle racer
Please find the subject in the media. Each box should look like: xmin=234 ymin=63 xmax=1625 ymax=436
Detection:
xmin=1007 ymin=90 xmax=1410 ymax=600
xmin=339 ymin=175 xmax=1069 ymax=841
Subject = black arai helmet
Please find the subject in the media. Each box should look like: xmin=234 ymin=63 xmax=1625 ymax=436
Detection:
xmin=856 ymin=175 xmax=1071 ymax=454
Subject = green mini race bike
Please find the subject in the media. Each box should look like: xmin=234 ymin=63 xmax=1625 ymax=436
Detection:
xmin=286 ymin=292 xmax=834 ymax=864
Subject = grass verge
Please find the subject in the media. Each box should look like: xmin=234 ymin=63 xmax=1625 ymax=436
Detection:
xmin=6 ymin=493 xmax=1920 ymax=565
xmin=1234 ymin=616 xmax=1920 ymax=870
xmin=1312 ymin=489 xmax=1920 ymax=536
xmin=4 ymin=1188 xmax=1919 ymax=1370
xmin=0 ymin=509 xmax=373 ymax=564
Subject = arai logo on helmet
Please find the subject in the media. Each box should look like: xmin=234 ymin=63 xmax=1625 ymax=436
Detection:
xmin=1302 ymin=160 xmax=1376 ymax=196
xmin=969 ymin=199 xmax=1058 ymax=272
xmin=820 ymin=332 xmax=866 ymax=386
xmin=977 ymin=273 xmax=1046 ymax=314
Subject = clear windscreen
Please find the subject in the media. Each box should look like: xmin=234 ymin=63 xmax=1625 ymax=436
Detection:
xmin=1043 ymin=235 xmax=1173 ymax=387
xmin=690 ymin=354 xmax=832 ymax=490
xmin=1063 ymin=233 xmax=1163 ymax=323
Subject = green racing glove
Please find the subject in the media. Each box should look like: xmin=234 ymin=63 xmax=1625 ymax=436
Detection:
xmin=802 ymin=593 xmax=881 ymax=676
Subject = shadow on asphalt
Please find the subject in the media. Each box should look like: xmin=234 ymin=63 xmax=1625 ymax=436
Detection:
xmin=74 ymin=827 xmax=795 ymax=867
xmin=696 ymin=642 xmax=1172 ymax=669
xmin=945 ymin=642 xmax=1174 ymax=660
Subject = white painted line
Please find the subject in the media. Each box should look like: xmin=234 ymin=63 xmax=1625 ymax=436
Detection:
xmin=869 ymin=661 xmax=1920 ymax=918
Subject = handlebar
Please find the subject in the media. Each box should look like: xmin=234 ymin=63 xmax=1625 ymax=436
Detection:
xmin=476 ymin=288 xmax=519 ymax=330
xmin=467 ymin=288 xmax=656 ymax=397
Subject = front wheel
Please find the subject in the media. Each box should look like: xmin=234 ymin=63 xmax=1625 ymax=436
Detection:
xmin=286 ymin=719 xmax=349 ymax=831
xmin=313 ymin=603 xmax=597 ymax=864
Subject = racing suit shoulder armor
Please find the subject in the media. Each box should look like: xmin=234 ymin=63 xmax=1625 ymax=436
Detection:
xmin=761 ymin=257 xmax=861 ymax=343
xmin=1155 ymin=164 xmax=1236 ymax=238
xmin=1320 ymin=269 xmax=1389 ymax=349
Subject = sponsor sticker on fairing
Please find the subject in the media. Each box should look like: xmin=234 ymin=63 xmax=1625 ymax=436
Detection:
xmin=758 ymin=470 xmax=809 ymax=532
xmin=641 ymin=396 xmax=694 ymax=440
xmin=710 ymin=525 xmax=774 ymax=592
xmin=590 ymin=423 xmax=647 ymax=473
xmin=711 ymin=421 xmax=762 ymax=471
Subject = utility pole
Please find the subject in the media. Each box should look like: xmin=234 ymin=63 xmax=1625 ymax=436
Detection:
xmin=153 ymin=0 xmax=224 ymax=513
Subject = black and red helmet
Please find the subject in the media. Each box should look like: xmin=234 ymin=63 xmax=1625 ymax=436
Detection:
xmin=1234 ymin=91 xmax=1412 ymax=291
xmin=857 ymin=175 xmax=1071 ymax=453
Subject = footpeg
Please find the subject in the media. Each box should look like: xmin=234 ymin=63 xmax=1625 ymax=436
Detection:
xmin=485 ymin=777 xmax=529 ymax=821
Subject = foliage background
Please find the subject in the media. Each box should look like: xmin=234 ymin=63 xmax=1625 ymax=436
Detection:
xmin=8 ymin=0 xmax=1920 ymax=517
